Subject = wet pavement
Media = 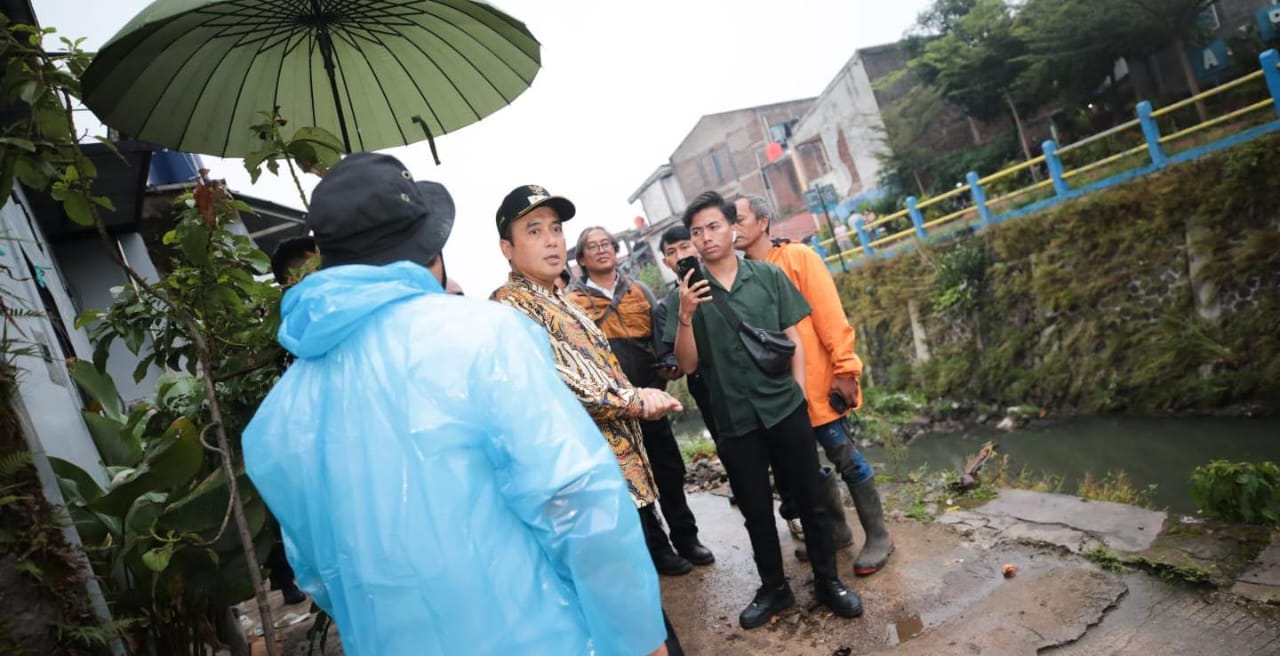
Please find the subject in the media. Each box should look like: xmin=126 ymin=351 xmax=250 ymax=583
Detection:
xmin=661 ymin=489 xmax=1280 ymax=655
xmin=234 ymin=487 xmax=1280 ymax=655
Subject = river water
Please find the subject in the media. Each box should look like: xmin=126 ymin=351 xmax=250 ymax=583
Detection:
xmin=863 ymin=415 xmax=1280 ymax=514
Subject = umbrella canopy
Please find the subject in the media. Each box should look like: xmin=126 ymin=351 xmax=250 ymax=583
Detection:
xmin=82 ymin=0 xmax=540 ymax=157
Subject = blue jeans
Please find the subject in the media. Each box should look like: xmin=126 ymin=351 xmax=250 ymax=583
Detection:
xmin=814 ymin=418 xmax=874 ymax=487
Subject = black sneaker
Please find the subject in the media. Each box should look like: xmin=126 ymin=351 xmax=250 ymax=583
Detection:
xmin=739 ymin=583 xmax=795 ymax=629
xmin=675 ymin=540 xmax=715 ymax=566
xmin=652 ymin=549 xmax=694 ymax=577
xmin=814 ymin=577 xmax=863 ymax=618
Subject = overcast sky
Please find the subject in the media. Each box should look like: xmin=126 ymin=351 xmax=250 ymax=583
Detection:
xmin=35 ymin=0 xmax=931 ymax=294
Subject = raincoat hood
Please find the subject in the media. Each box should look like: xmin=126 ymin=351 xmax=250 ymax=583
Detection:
xmin=279 ymin=261 xmax=441 ymax=359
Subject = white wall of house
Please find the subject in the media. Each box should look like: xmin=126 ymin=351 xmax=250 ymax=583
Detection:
xmin=792 ymin=52 xmax=889 ymax=197
xmin=0 ymin=187 xmax=108 ymax=486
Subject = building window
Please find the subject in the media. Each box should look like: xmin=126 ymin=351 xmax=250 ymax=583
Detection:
xmin=710 ymin=150 xmax=724 ymax=183
xmin=696 ymin=160 xmax=709 ymax=187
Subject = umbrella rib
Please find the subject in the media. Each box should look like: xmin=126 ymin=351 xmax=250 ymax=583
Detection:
xmin=331 ymin=27 xmax=410 ymax=147
xmin=360 ymin=22 xmax=477 ymax=125
xmin=269 ymin=29 xmax=308 ymax=130
xmin=338 ymin=26 xmax=445 ymax=142
xmin=410 ymin=10 xmax=517 ymax=105
xmin=219 ymin=21 xmax=299 ymax=154
xmin=422 ymin=4 xmax=538 ymax=84
xmin=133 ymin=33 xmax=227 ymax=149
xmin=394 ymin=21 xmax=491 ymax=119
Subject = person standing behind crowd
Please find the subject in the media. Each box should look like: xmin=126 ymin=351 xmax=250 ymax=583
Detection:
xmin=665 ymin=191 xmax=862 ymax=629
xmin=735 ymin=195 xmax=894 ymax=576
xmin=567 ymin=227 xmax=715 ymax=576
xmin=490 ymin=185 xmax=685 ymax=655
xmin=244 ymin=154 xmax=668 ymax=655
xmin=653 ymin=227 xmax=719 ymax=443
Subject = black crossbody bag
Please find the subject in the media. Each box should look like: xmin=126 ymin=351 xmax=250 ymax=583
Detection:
xmin=707 ymin=286 xmax=796 ymax=377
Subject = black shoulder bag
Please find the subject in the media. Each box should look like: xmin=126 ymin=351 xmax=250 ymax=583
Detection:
xmin=707 ymin=286 xmax=796 ymax=377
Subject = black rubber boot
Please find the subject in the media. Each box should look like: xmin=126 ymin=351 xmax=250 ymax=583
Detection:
xmin=850 ymin=477 xmax=895 ymax=576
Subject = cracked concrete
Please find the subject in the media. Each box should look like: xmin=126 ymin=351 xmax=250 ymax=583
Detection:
xmin=938 ymin=489 xmax=1166 ymax=554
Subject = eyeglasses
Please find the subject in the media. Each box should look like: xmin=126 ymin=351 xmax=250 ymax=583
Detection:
xmin=582 ymin=240 xmax=613 ymax=253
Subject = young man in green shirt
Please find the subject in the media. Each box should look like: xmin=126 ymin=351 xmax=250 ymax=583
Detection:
xmin=664 ymin=191 xmax=862 ymax=629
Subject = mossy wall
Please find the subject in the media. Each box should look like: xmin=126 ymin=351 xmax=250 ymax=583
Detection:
xmin=838 ymin=134 xmax=1280 ymax=413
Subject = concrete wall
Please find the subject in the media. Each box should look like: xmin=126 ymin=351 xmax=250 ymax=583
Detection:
xmin=792 ymin=51 xmax=892 ymax=197
xmin=55 ymin=234 xmax=167 ymax=404
xmin=669 ymin=99 xmax=815 ymax=205
xmin=637 ymin=173 xmax=686 ymax=227
xmin=0 ymin=188 xmax=108 ymax=486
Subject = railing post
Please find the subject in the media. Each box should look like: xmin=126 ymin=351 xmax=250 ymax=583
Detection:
xmin=1262 ymin=49 xmax=1280 ymax=117
xmin=1136 ymin=101 xmax=1167 ymax=168
xmin=852 ymin=216 xmax=874 ymax=257
xmin=906 ymin=196 xmax=928 ymax=240
xmin=966 ymin=171 xmax=993 ymax=228
xmin=1042 ymin=140 xmax=1069 ymax=197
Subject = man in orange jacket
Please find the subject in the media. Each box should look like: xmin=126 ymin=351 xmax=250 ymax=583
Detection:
xmin=734 ymin=195 xmax=894 ymax=577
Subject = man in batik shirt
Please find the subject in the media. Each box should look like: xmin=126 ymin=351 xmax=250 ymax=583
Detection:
xmin=490 ymin=185 xmax=686 ymax=654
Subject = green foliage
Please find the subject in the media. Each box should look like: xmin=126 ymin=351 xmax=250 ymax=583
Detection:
xmin=1190 ymin=460 xmax=1280 ymax=528
xmin=910 ymin=0 xmax=1041 ymax=124
xmin=678 ymin=436 xmax=717 ymax=463
xmin=633 ymin=264 xmax=666 ymax=294
xmin=0 ymin=18 xmax=107 ymax=224
xmin=1076 ymin=471 xmax=1158 ymax=509
xmin=840 ymin=133 xmax=1280 ymax=412
xmin=931 ymin=235 xmax=988 ymax=314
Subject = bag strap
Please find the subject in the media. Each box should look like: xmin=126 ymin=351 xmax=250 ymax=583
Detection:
xmin=593 ymin=276 xmax=632 ymax=327
xmin=706 ymin=285 xmax=744 ymax=332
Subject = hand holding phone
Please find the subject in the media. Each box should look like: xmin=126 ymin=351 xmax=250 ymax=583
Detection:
xmin=676 ymin=256 xmax=705 ymax=287
xmin=675 ymin=256 xmax=711 ymax=322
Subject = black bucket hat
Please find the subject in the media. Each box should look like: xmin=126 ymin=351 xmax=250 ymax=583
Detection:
xmin=307 ymin=152 xmax=455 ymax=269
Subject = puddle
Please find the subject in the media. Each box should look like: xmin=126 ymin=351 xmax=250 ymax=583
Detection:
xmin=886 ymin=614 xmax=926 ymax=646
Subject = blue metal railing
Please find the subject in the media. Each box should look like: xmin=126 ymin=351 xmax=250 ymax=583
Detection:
xmin=819 ymin=49 xmax=1280 ymax=272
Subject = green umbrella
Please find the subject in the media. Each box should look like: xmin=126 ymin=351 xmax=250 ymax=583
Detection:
xmin=81 ymin=0 xmax=540 ymax=158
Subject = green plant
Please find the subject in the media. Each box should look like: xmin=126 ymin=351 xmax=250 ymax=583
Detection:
xmin=632 ymin=264 xmax=666 ymax=294
xmin=0 ymin=20 xmax=299 ymax=653
xmin=1190 ymin=460 xmax=1280 ymax=528
xmin=678 ymin=436 xmax=717 ymax=463
xmin=1083 ymin=545 xmax=1133 ymax=573
xmin=1077 ymin=471 xmax=1158 ymax=509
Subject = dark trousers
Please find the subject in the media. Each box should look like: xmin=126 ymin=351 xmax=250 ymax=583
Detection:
xmin=686 ymin=372 xmax=719 ymax=441
xmin=636 ymin=507 xmax=684 ymax=654
xmin=716 ymin=402 xmax=837 ymax=588
xmin=265 ymin=520 xmax=296 ymax=590
xmin=641 ymin=418 xmax=699 ymax=547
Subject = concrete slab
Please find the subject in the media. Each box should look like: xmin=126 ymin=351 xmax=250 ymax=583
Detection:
xmin=1048 ymin=573 xmax=1280 ymax=656
xmin=939 ymin=488 xmax=1166 ymax=553
xmin=662 ymin=491 xmax=1127 ymax=655
xmin=1234 ymin=532 xmax=1280 ymax=604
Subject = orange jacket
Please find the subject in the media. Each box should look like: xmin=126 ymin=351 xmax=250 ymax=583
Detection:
xmin=764 ymin=243 xmax=864 ymax=426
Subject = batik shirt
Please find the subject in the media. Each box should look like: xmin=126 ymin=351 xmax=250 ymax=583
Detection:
xmin=492 ymin=272 xmax=658 ymax=508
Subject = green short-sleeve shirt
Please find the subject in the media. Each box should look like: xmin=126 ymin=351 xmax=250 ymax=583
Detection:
xmin=664 ymin=257 xmax=811 ymax=438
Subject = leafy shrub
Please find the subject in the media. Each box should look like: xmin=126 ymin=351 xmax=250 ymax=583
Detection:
xmin=1190 ymin=460 xmax=1280 ymax=528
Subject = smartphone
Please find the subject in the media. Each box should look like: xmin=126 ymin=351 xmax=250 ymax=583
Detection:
xmin=676 ymin=256 xmax=705 ymax=287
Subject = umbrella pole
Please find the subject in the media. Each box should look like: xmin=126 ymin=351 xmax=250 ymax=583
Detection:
xmin=311 ymin=7 xmax=353 ymax=153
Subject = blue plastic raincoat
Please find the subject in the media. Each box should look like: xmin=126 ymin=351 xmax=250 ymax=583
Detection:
xmin=243 ymin=262 xmax=665 ymax=656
